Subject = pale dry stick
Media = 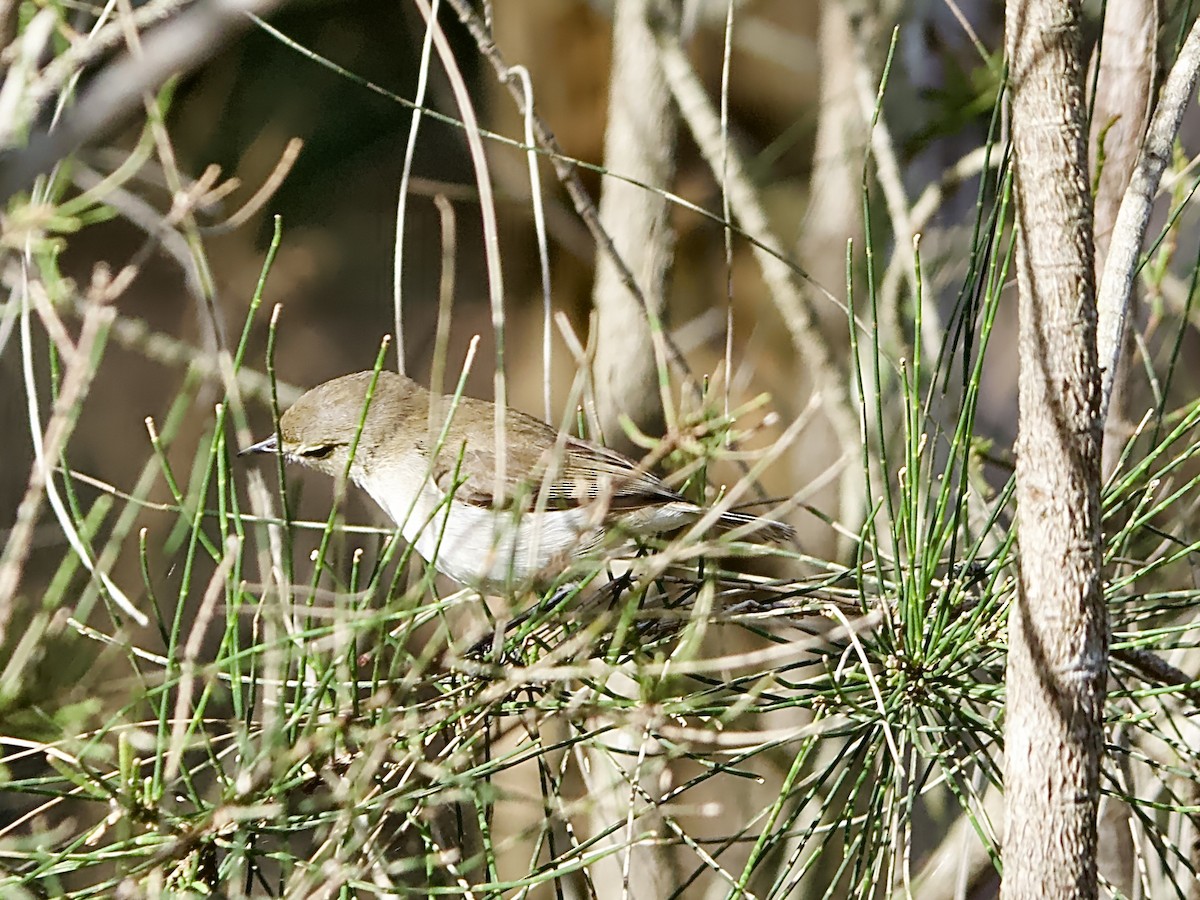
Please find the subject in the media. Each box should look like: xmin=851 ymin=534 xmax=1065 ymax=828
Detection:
xmin=650 ymin=713 xmax=854 ymax=752
xmin=3 ymin=0 xmax=188 ymax=99
xmin=58 ymin=466 xmax=390 ymax=529
xmin=393 ymin=0 xmax=442 ymax=378
xmin=205 ymin=136 xmax=303 ymax=232
xmin=1091 ymin=0 xmax=1156 ymax=481
xmin=508 ymin=64 xmax=555 ymax=423
xmin=524 ymin=318 xmax=609 ymax=604
xmin=40 ymin=0 xmax=124 ymax=162
xmin=411 ymin=0 xmax=508 ymax=503
xmin=942 ymin=0 xmax=993 ymax=68
xmin=163 ymin=535 xmax=240 ymax=785
xmin=618 ymin=721 xmax=665 ymax=900
xmin=885 ymin=738 xmax=908 ymax=897
xmin=1160 ymin=148 xmax=1200 ymax=193
xmin=68 ymin=609 xmax=441 ymax=694
xmin=1090 ymin=0 xmax=1156 ymax=268
xmin=457 ymin=610 xmax=885 ymax=690
xmin=0 ymin=275 xmax=20 ymax=361
xmin=0 ymin=0 xmax=17 ymax=56
xmin=649 ymin=22 xmax=862 ymax=528
xmin=553 ymin=309 xmax=602 ymax=440
xmin=0 ymin=268 xmax=147 ymax=627
xmin=101 ymin=308 xmax=302 ymax=404
xmin=0 ymin=0 xmax=290 ymax=202
xmin=112 ymin=0 xmax=230 ymax=358
xmin=442 ymin=0 xmax=698 ymax=404
xmin=0 ymin=736 xmax=86 ymax=772
xmin=72 ymin=162 xmax=205 ymax=299
xmin=28 ymin=281 xmax=78 ymax=365
xmin=1188 ymin=780 xmax=1200 ymax=900
xmin=719 ymin=0 xmax=734 ymax=426
xmin=0 ymin=8 xmax=56 ymax=146
xmin=1097 ymin=14 xmax=1200 ymax=424
xmin=428 ymin=193 xmax=457 ymax=426
xmin=829 ymin=604 xmax=903 ymax=771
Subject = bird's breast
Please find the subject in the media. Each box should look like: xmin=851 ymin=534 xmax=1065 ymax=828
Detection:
xmin=360 ymin=467 xmax=600 ymax=586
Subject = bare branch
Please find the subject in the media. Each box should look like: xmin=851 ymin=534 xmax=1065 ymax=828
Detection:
xmin=443 ymin=0 xmax=698 ymax=402
xmin=1097 ymin=14 xmax=1200 ymax=424
xmin=0 ymin=0 xmax=288 ymax=203
xmin=649 ymin=13 xmax=859 ymax=473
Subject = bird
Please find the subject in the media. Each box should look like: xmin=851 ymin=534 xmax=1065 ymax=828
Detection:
xmin=241 ymin=370 xmax=794 ymax=589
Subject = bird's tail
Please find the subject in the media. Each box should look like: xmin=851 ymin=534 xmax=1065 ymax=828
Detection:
xmin=714 ymin=509 xmax=796 ymax=544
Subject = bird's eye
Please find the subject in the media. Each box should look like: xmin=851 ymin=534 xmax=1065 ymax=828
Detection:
xmin=300 ymin=444 xmax=335 ymax=460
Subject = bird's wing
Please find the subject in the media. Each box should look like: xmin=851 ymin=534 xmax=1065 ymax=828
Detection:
xmin=429 ymin=402 xmax=681 ymax=511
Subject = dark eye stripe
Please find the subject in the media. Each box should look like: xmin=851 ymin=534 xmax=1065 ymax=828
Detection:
xmin=301 ymin=445 xmax=336 ymax=460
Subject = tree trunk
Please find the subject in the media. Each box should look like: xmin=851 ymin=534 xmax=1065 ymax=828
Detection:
xmin=587 ymin=4 xmax=680 ymax=896
xmin=590 ymin=0 xmax=679 ymax=451
xmin=1002 ymin=2 xmax=1107 ymax=899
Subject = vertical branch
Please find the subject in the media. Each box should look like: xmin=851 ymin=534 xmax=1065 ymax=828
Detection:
xmin=1096 ymin=16 xmax=1200 ymax=423
xmin=651 ymin=9 xmax=861 ymax=524
xmin=589 ymin=0 xmax=679 ymax=450
xmin=393 ymin=0 xmax=443 ymax=377
xmin=1089 ymin=2 xmax=1156 ymax=268
xmin=1086 ymin=5 xmax=1156 ymax=884
xmin=586 ymin=4 xmax=680 ymax=891
xmin=1089 ymin=0 xmax=1156 ymax=476
xmin=1003 ymin=2 xmax=1106 ymax=898
xmin=443 ymin=0 xmax=698 ymax=406
xmin=411 ymin=0 xmax=507 ymax=500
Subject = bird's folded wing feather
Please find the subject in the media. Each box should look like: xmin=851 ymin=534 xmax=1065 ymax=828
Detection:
xmin=431 ymin=404 xmax=681 ymax=511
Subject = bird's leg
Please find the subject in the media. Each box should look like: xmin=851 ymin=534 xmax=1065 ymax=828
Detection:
xmin=463 ymin=580 xmax=583 ymax=662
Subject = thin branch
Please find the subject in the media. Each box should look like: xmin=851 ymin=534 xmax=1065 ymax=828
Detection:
xmin=410 ymin=0 xmax=508 ymax=502
xmin=0 ymin=0 xmax=289 ymax=202
xmin=393 ymin=0 xmax=440 ymax=377
xmin=648 ymin=17 xmax=859 ymax=468
xmin=442 ymin=0 xmax=698 ymax=402
xmin=1097 ymin=14 xmax=1200 ymax=424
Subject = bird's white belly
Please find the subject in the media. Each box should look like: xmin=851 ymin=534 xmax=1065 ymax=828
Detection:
xmin=364 ymin=474 xmax=595 ymax=586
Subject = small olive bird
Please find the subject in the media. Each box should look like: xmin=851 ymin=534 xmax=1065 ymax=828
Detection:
xmin=242 ymin=371 xmax=794 ymax=588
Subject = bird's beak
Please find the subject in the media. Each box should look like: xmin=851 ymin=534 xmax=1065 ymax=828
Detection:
xmin=238 ymin=434 xmax=279 ymax=458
